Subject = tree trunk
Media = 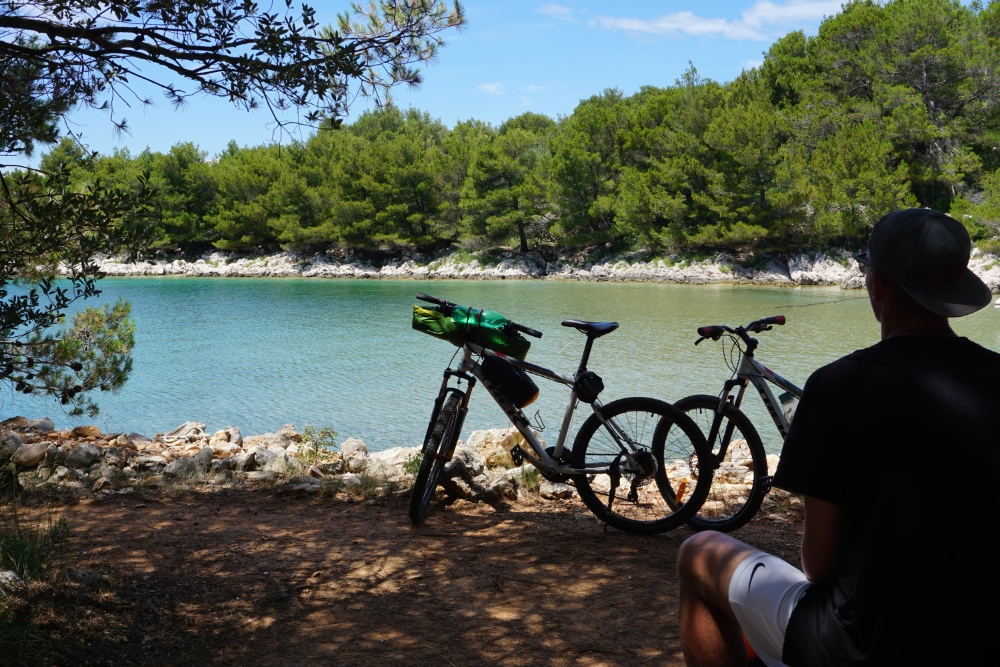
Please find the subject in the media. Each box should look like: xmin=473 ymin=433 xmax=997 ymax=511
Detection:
xmin=517 ymin=221 xmax=528 ymax=253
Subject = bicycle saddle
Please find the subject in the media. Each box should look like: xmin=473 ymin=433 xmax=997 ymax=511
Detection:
xmin=561 ymin=320 xmax=619 ymax=338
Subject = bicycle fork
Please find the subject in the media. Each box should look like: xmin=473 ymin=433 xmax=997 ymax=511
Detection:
xmin=708 ymin=379 xmax=747 ymax=467
xmin=431 ymin=368 xmax=477 ymax=462
xmin=710 ymin=378 xmax=773 ymax=494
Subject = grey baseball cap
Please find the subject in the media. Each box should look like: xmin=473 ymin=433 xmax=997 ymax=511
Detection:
xmin=862 ymin=208 xmax=992 ymax=317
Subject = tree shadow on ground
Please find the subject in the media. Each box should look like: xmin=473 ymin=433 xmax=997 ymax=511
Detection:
xmin=11 ymin=489 xmax=803 ymax=666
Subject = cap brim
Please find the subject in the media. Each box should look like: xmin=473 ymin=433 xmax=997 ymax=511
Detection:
xmin=902 ymin=269 xmax=994 ymax=317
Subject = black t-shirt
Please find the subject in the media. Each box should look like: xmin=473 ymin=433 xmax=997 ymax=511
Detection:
xmin=773 ymin=336 xmax=1000 ymax=666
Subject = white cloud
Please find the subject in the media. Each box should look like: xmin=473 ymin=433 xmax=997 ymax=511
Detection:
xmin=538 ymin=4 xmax=576 ymax=21
xmin=477 ymin=82 xmax=506 ymax=95
xmin=593 ymin=0 xmax=843 ymax=41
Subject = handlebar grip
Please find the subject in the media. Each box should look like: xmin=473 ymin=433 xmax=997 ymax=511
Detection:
xmin=766 ymin=315 xmax=786 ymax=326
xmin=512 ymin=322 xmax=543 ymax=339
xmin=415 ymin=293 xmax=453 ymax=307
xmin=697 ymin=325 xmax=725 ymax=338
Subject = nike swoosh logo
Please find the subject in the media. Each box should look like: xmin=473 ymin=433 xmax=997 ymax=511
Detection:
xmin=748 ymin=562 xmax=765 ymax=591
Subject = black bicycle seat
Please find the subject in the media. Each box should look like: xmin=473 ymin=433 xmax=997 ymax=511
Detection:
xmin=561 ymin=320 xmax=619 ymax=338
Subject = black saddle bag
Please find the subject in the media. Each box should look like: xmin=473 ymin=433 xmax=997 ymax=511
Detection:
xmin=482 ymin=355 xmax=539 ymax=409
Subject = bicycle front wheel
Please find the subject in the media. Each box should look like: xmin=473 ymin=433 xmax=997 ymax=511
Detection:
xmin=673 ymin=395 xmax=768 ymax=533
xmin=409 ymin=390 xmax=463 ymax=524
xmin=571 ymin=397 xmax=712 ymax=535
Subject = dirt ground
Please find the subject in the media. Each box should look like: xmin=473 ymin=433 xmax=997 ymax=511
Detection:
xmin=5 ymin=489 xmax=804 ymax=667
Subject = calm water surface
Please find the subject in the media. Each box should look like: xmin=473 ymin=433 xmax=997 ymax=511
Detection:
xmin=3 ymin=279 xmax=997 ymax=453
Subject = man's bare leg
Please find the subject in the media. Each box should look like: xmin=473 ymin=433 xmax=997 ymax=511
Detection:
xmin=678 ymin=531 xmax=761 ymax=667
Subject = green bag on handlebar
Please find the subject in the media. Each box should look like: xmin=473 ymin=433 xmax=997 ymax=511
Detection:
xmin=412 ymin=305 xmax=531 ymax=360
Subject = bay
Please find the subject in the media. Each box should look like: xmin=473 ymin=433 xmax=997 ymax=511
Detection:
xmin=2 ymin=278 xmax=997 ymax=454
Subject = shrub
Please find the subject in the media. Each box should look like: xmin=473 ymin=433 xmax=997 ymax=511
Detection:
xmin=978 ymin=238 xmax=1000 ymax=257
xmin=403 ymin=452 xmax=423 ymax=476
xmin=300 ymin=425 xmax=339 ymax=464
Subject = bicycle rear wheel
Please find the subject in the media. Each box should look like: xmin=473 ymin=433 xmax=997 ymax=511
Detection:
xmin=571 ymin=397 xmax=712 ymax=535
xmin=409 ymin=390 xmax=463 ymax=524
xmin=672 ymin=394 xmax=768 ymax=532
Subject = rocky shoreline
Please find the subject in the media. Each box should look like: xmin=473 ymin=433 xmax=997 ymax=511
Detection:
xmin=0 ymin=417 xmax=583 ymax=503
xmin=74 ymin=248 xmax=1000 ymax=292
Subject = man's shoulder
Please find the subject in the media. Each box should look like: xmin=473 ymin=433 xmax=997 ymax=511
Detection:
xmin=806 ymin=337 xmax=1000 ymax=391
xmin=802 ymin=348 xmax=871 ymax=389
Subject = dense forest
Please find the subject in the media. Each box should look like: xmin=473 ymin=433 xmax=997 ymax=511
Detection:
xmin=37 ymin=0 xmax=1000 ymax=257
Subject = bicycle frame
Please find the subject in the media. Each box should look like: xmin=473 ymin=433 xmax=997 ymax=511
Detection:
xmin=711 ymin=347 xmax=803 ymax=461
xmin=429 ymin=342 xmax=647 ymax=478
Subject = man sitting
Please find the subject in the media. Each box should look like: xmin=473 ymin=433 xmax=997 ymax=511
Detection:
xmin=677 ymin=208 xmax=999 ymax=666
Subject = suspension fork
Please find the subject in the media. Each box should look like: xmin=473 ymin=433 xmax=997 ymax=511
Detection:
xmin=425 ymin=366 xmax=477 ymax=459
xmin=706 ymin=378 xmax=748 ymax=466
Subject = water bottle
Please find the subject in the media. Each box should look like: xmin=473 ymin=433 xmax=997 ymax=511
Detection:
xmin=779 ymin=391 xmax=799 ymax=425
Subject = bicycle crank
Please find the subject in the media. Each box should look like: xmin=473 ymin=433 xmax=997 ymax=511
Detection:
xmin=539 ymin=446 xmax=573 ymax=483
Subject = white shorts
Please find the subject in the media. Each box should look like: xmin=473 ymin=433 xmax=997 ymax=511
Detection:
xmin=728 ymin=552 xmax=813 ymax=667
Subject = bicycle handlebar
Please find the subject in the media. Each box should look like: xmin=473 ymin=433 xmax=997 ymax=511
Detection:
xmin=694 ymin=316 xmax=786 ymax=346
xmin=415 ymin=293 xmax=455 ymax=308
xmin=414 ymin=294 xmax=543 ymax=339
xmin=511 ymin=322 xmax=543 ymax=339
xmin=696 ymin=325 xmax=726 ymax=339
xmin=753 ymin=315 xmax=785 ymax=329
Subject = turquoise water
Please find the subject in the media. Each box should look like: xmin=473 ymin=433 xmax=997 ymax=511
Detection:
xmin=2 ymin=278 xmax=997 ymax=453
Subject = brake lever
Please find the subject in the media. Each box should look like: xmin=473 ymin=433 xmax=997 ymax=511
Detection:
xmin=695 ymin=336 xmax=707 ymax=346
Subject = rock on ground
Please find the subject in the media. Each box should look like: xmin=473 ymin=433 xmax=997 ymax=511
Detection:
xmin=12 ymin=441 xmax=49 ymax=467
xmin=0 ymin=570 xmax=25 ymax=593
xmin=340 ymin=438 xmax=368 ymax=473
xmin=276 ymin=476 xmax=323 ymax=497
xmin=539 ymin=481 xmax=576 ymax=500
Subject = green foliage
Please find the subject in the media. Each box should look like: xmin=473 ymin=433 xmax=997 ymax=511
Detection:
xmin=2 ymin=299 xmax=135 ymax=417
xmin=515 ymin=466 xmax=541 ymax=492
xmin=403 ymin=452 xmax=423 ymax=476
xmin=301 ymin=426 xmax=339 ymax=464
xmin=2 ymin=0 xmax=466 ymax=417
xmin=1 ymin=156 xmax=152 ymax=416
xmin=24 ymin=0 xmax=1000 ymax=261
xmin=460 ymin=126 xmax=549 ymax=251
xmin=0 ymin=0 xmax=466 ymax=136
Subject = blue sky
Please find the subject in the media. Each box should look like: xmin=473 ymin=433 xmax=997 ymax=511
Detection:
xmin=58 ymin=0 xmax=849 ymax=161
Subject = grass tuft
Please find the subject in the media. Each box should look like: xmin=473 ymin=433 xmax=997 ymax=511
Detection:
xmin=1 ymin=503 xmax=70 ymax=581
xmin=403 ymin=452 xmax=422 ymax=476
xmin=515 ymin=467 xmax=541 ymax=492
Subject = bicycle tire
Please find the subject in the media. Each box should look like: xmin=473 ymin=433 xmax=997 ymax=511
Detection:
xmin=672 ymin=394 xmax=768 ymax=533
xmin=409 ymin=391 xmax=463 ymax=524
xmin=571 ymin=397 xmax=713 ymax=535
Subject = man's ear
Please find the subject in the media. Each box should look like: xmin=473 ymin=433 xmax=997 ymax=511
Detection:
xmin=867 ymin=270 xmax=886 ymax=322
xmin=869 ymin=270 xmax=888 ymax=297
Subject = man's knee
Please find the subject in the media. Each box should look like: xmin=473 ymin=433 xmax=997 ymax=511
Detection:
xmin=678 ymin=530 xmax=760 ymax=603
xmin=678 ymin=530 xmax=731 ymax=578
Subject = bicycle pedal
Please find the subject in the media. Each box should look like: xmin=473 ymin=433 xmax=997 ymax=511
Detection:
xmin=510 ymin=444 xmax=524 ymax=466
xmin=760 ymin=475 xmax=774 ymax=494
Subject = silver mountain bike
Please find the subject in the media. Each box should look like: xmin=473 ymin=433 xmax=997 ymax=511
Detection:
xmin=672 ymin=315 xmax=804 ymax=533
xmin=409 ymin=293 xmax=713 ymax=535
